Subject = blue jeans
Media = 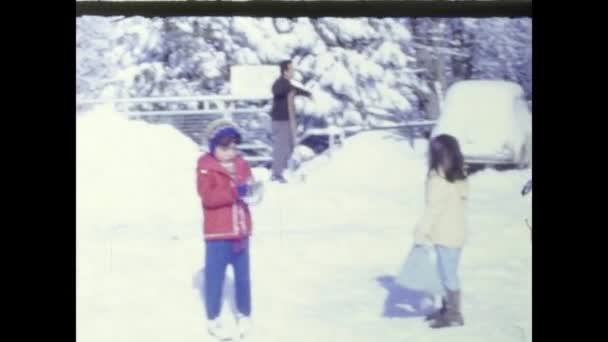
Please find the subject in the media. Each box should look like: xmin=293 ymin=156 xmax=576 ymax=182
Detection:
xmin=205 ymin=240 xmax=251 ymax=320
xmin=434 ymin=245 xmax=462 ymax=292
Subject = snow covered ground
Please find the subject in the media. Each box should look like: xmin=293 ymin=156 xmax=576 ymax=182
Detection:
xmin=77 ymin=108 xmax=531 ymax=342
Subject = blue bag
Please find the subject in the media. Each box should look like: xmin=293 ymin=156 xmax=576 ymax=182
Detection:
xmin=396 ymin=244 xmax=444 ymax=295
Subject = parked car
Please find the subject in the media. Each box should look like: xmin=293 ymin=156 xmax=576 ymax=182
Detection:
xmin=431 ymin=80 xmax=532 ymax=168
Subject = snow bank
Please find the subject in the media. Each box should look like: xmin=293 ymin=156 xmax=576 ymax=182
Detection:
xmin=76 ymin=105 xmax=202 ymax=238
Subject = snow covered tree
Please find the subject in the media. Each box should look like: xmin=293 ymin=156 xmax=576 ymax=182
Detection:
xmin=77 ymin=15 xmax=531 ymax=134
xmin=77 ymin=16 xmax=165 ymax=103
xmin=408 ymin=18 xmax=460 ymax=120
xmin=406 ymin=17 xmax=532 ymax=120
xmin=465 ymin=18 xmax=532 ymax=99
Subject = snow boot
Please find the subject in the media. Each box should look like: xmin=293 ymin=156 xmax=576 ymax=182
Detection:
xmin=425 ymin=296 xmax=446 ymax=321
xmin=236 ymin=313 xmax=252 ymax=339
xmin=207 ymin=318 xmax=232 ymax=341
xmin=430 ymin=290 xmax=464 ymax=329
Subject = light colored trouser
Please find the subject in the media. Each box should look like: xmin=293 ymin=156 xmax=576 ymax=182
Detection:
xmin=435 ymin=245 xmax=462 ymax=293
xmin=271 ymin=120 xmax=294 ymax=176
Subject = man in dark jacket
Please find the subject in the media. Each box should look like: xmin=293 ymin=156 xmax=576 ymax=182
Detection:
xmin=270 ymin=60 xmax=312 ymax=182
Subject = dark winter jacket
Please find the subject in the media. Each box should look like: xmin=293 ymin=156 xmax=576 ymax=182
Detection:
xmin=270 ymin=76 xmax=311 ymax=121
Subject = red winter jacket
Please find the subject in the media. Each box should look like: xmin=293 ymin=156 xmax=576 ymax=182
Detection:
xmin=196 ymin=153 xmax=253 ymax=240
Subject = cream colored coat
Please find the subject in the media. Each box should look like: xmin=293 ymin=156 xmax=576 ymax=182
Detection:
xmin=414 ymin=170 xmax=469 ymax=248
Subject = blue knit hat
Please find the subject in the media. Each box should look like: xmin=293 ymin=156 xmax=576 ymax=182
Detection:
xmin=205 ymin=119 xmax=242 ymax=153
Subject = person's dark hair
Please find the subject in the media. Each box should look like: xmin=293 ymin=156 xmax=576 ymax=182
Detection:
xmin=279 ymin=60 xmax=292 ymax=75
xmin=428 ymin=134 xmax=466 ymax=182
xmin=216 ymin=133 xmax=241 ymax=147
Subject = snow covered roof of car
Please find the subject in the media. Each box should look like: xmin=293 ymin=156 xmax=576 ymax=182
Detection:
xmin=432 ymin=80 xmax=531 ymax=158
xmin=445 ymin=80 xmax=524 ymax=106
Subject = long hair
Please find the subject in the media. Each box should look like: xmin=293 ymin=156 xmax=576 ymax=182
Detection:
xmin=428 ymin=134 xmax=467 ymax=182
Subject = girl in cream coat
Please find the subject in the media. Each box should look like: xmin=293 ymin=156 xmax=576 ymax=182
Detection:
xmin=414 ymin=134 xmax=469 ymax=329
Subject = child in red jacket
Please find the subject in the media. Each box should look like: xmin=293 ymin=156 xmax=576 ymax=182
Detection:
xmin=196 ymin=119 xmax=255 ymax=340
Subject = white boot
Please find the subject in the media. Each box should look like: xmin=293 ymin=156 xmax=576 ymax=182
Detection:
xmin=236 ymin=314 xmax=252 ymax=339
xmin=207 ymin=318 xmax=232 ymax=341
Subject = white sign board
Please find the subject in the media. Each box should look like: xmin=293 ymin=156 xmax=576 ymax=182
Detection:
xmin=230 ymin=65 xmax=280 ymax=98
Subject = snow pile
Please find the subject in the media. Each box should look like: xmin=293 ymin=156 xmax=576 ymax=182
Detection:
xmin=249 ymin=131 xmax=429 ymax=235
xmin=304 ymin=131 xmax=427 ymax=190
xmin=76 ymin=105 xmax=202 ymax=237
xmin=77 ymin=107 xmax=210 ymax=342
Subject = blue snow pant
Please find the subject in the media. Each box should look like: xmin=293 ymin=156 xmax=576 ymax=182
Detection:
xmin=205 ymin=240 xmax=251 ymax=320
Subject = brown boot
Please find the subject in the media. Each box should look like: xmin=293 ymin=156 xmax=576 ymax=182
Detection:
xmin=424 ymin=296 xmax=446 ymax=321
xmin=430 ymin=290 xmax=464 ymax=328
